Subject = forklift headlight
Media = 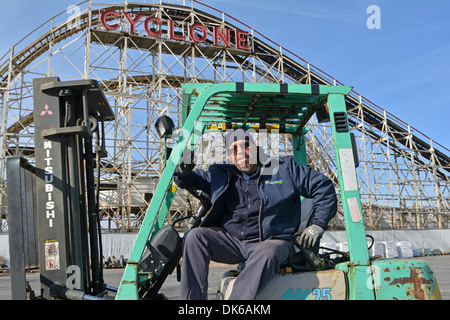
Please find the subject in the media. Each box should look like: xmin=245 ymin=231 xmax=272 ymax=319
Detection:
xmin=155 ymin=115 xmax=175 ymax=138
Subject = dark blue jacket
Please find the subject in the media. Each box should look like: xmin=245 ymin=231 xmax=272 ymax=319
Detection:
xmin=174 ymin=155 xmax=337 ymax=241
xmin=220 ymin=164 xmax=262 ymax=240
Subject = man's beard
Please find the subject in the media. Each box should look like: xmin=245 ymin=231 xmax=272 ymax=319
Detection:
xmin=236 ymin=161 xmax=257 ymax=173
xmin=238 ymin=166 xmax=252 ymax=173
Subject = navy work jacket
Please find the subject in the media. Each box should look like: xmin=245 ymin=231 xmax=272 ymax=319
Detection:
xmin=174 ymin=155 xmax=337 ymax=241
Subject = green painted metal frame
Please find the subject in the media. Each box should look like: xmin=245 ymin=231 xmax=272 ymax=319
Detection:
xmin=115 ymin=82 xmax=375 ymax=300
xmin=326 ymin=94 xmax=375 ymax=300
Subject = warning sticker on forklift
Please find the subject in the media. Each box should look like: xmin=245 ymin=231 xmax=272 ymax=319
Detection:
xmin=338 ymin=148 xmax=358 ymax=191
xmin=44 ymin=240 xmax=60 ymax=270
xmin=347 ymin=197 xmax=362 ymax=223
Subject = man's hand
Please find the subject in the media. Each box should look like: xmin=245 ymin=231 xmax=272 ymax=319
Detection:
xmin=174 ymin=149 xmax=195 ymax=176
xmin=177 ymin=160 xmax=195 ymax=175
xmin=294 ymin=224 xmax=324 ymax=249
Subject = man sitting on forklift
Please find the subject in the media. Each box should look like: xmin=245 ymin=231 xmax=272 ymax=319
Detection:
xmin=174 ymin=128 xmax=337 ymax=300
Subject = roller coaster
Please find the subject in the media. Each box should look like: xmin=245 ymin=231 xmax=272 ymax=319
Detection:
xmin=0 ymin=0 xmax=449 ymax=234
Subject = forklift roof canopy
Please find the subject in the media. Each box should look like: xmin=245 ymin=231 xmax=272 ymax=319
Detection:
xmin=181 ymin=82 xmax=352 ymax=134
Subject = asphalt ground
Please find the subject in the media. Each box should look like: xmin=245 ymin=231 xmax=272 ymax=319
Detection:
xmin=0 ymin=255 xmax=449 ymax=300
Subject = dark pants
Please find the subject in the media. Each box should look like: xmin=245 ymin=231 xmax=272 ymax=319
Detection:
xmin=180 ymin=226 xmax=291 ymax=300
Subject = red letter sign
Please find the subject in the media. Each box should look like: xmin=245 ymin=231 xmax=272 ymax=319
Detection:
xmin=99 ymin=9 xmax=252 ymax=52
xmin=169 ymin=19 xmax=185 ymax=41
xmin=213 ymin=26 xmax=231 ymax=47
xmin=144 ymin=16 xmax=163 ymax=37
xmin=189 ymin=23 xmax=208 ymax=43
xmin=235 ymin=29 xmax=250 ymax=50
xmin=123 ymin=12 xmax=143 ymax=33
xmin=101 ymin=10 xmax=120 ymax=30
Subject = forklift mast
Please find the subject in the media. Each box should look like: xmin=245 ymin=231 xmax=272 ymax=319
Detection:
xmin=7 ymin=77 xmax=114 ymax=300
xmin=115 ymin=82 xmax=375 ymax=299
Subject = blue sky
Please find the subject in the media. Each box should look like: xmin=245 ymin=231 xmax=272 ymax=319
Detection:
xmin=1 ymin=0 xmax=450 ymax=151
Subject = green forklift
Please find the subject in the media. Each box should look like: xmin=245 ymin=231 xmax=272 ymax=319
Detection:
xmin=115 ymin=82 xmax=442 ymax=300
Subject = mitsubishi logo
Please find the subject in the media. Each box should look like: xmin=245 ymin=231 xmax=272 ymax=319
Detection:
xmin=40 ymin=104 xmax=53 ymax=116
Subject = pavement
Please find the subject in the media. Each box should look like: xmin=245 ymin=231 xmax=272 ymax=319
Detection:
xmin=0 ymin=262 xmax=231 ymax=300
xmin=0 ymin=256 xmax=449 ymax=300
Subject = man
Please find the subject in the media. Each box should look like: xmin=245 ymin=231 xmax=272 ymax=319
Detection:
xmin=174 ymin=128 xmax=337 ymax=300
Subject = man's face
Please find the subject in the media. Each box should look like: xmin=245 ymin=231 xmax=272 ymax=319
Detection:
xmin=228 ymin=139 xmax=257 ymax=173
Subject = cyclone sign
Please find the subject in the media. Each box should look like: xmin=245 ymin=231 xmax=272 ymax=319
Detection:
xmin=100 ymin=9 xmax=251 ymax=51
